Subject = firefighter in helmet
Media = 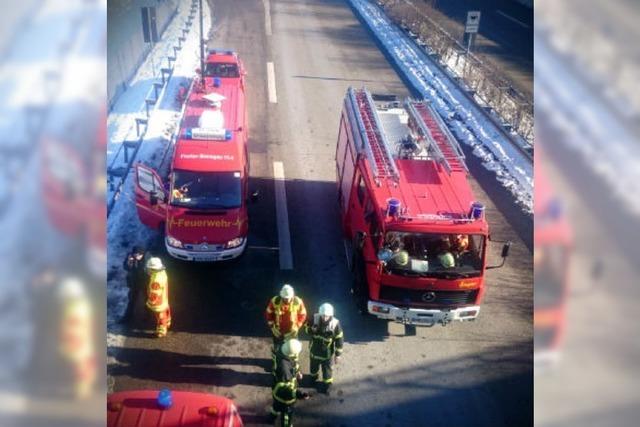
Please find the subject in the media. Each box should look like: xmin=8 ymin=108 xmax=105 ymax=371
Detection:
xmin=265 ymin=284 xmax=307 ymax=374
xmin=145 ymin=257 xmax=171 ymax=337
xmin=122 ymin=245 xmax=146 ymax=324
xmin=58 ymin=277 xmax=96 ymax=399
xmin=268 ymin=338 xmax=310 ymax=424
xmin=304 ymin=303 xmax=344 ymax=394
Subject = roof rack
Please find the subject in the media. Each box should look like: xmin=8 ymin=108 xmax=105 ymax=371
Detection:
xmin=406 ymin=100 xmax=468 ymax=174
xmin=347 ymin=87 xmax=400 ymax=185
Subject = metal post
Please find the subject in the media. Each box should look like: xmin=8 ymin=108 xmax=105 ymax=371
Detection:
xmin=466 ymin=33 xmax=472 ymax=55
xmin=199 ymin=0 xmax=205 ymax=81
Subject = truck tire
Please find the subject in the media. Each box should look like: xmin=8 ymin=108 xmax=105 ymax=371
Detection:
xmin=352 ymin=253 xmax=368 ymax=315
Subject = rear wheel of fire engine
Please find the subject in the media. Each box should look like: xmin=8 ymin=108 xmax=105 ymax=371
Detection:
xmin=352 ymin=253 xmax=368 ymax=315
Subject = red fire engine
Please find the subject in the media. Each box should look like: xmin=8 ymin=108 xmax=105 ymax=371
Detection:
xmin=134 ymin=50 xmax=252 ymax=261
xmin=107 ymin=389 xmax=244 ymax=426
xmin=534 ymin=149 xmax=572 ymax=365
xmin=336 ymin=88 xmax=510 ymax=326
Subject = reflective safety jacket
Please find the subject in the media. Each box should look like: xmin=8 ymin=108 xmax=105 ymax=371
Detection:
xmin=60 ymin=297 xmax=94 ymax=362
xmin=273 ymin=378 xmax=298 ymax=406
xmin=304 ymin=313 xmax=344 ymax=361
xmin=265 ymin=296 xmax=307 ymax=337
xmin=146 ymin=269 xmax=169 ymax=312
xmin=274 ymin=352 xmax=300 ymax=383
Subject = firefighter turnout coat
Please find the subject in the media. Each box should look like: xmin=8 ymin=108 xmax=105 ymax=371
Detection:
xmin=265 ymin=296 xmax=307 ymax=338
xmin=146 ymin=269 xmax=169 ymax=312
xmin=305 ymin=313 xmax=344 ymax=360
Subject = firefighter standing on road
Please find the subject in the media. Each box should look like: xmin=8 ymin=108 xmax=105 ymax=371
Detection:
xmin=305 ymin=303 xmax=344 ymax=394
xmin=269 ymin=338 xmax=310 ymax=424
xmin=58 ymin=278 xmax=96 ymax=399
xmin=265 ymin=284 xmax=307 ymax=371
xmin=122 ymin=246 xmax=146 ymax=324
xmin=145 ymin=257 xmax=171 ymax=337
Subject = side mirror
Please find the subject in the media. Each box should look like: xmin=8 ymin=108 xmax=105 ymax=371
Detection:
xmin=486 ymin=240 xmax=512 ymax=270
xmin=501 ymin=242 xmax=511 ymax=258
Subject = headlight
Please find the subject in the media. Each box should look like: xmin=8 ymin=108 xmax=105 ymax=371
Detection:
xmin=166 ymin=236 xmax=183 ymax=248
xmin=225 ymin=237 xmax=244 ymax=249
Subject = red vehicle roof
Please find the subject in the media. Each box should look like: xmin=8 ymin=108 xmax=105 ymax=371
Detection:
xmin=107 ymin=390 xmax=243 ymax=427
xmin=173 ymin=74 xmax=246 ymax=173
xmin=371 ymin=160 xmax=486 ymax=233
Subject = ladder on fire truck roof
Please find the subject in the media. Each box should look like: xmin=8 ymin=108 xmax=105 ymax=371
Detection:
xmin=347 ymin=87 xmax=400 ymax=184
xmin=406 ymin=100 xmax=468 ymax=174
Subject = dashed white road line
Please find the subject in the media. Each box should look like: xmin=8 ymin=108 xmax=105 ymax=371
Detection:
xmin=496 ymin=10 xmax=530 ymax=29
xmin=267 ymin=61 xmax=277 ymax=104
xmin=273 ymin=161 xmax=293 ymax=270
xmin=263 ymin=0 xmax=272 ymax=36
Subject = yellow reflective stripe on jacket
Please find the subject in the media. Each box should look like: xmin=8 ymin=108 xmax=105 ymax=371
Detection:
xmin=271 ymin=296 xmax=302 ymax=329
xmin=273 ymin=381 xmax=297 ymax=405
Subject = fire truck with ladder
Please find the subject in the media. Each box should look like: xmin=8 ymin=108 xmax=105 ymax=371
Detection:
xmin=336 ymin=87 xmax=511 ymax=326
xmin=134 ymin=49 xmax=254 ymax=261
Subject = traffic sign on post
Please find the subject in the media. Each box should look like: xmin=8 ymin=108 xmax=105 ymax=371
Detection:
xmin=465 ymin=11 xmax=481 ymax=34
xmin=465 ymin=11 xmax=481 ymax=54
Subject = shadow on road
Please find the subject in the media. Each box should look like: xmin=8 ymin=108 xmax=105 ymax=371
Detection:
xmin=110 ymin=348 xmax=273 ymax=388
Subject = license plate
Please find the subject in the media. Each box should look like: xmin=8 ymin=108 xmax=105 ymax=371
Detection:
xmin=192 ymin=254 xmax=219 ymax=262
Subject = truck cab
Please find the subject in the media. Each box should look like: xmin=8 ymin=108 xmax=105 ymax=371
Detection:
xmin=336 ymin=88 xmax=509 ymax=326
xmin=134 ymin=50 xmax=250 ymax=262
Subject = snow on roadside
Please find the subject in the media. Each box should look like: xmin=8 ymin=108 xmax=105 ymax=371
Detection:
xmin=106 ymin=2 xmax=211 ymax=329
xmin=349 ymin=0 xmax=533 ymax=214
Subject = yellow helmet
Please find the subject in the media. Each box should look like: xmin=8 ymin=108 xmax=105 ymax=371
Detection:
xmin=392 ymin=250 xmax=409 ymax=266
xmin=281 ymin=339 xmax=302 ymax=357
xmin=438 ymin=252 xmax=455 ymax=268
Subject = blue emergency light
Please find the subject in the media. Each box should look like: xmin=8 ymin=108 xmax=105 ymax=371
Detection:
xmin=387 ymin=198 xmax=401 ymax=216
xmin=157 ymin=388 xmax=172 ymax=409
xmin=470 ymin=202 xmax=485 ymax=220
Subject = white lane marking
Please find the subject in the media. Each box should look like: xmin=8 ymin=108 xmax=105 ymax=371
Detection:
xmin=273 ymin=161 xmax=293 ymax=269
xmin=267 ymin=62 xmax=277 ymax=103
xmin=263 ymin=0 xmax=273 ymax=36
xmin=496 ymin=10 xmax=530 ymax=29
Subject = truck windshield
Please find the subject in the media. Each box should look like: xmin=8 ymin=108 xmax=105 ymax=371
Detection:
xmin=534 ymin=245 xmax=568 ymax=308
xmin=170 ymin=170 xmax=242 ymax=209
xmin=204 ymin=62 xmax=240 ymax=78
xmin=381 ymin=231 xmax=485 ymax=278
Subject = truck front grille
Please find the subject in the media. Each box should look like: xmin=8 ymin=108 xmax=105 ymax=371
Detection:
xmin=379 ymin=285 xmax=478 ymax=307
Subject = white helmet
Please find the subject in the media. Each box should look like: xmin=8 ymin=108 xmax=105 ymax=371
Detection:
xmin=280 ymin=284 xmax=294 ymax=299
xmin=58 ymin=277 xmax=85 ymax=300
xmin=146 ymin=257 xmax=164 ymax=271
xmin=318 ymin=303 xmax=334 ymax=317
xmin=281 ymin=338 xmax=302 ymax=357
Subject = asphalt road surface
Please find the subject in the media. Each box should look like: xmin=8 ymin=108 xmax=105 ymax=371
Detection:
xmin=108 ymin=0 xmax=533 ymax=425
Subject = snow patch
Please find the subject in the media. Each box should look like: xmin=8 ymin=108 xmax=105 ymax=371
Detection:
xmin=349 ymin=0 xmax=533 ymax=214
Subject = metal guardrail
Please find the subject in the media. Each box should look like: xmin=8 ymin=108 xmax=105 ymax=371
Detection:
xmin=107 ymin=0 xmax=199 ymax=217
